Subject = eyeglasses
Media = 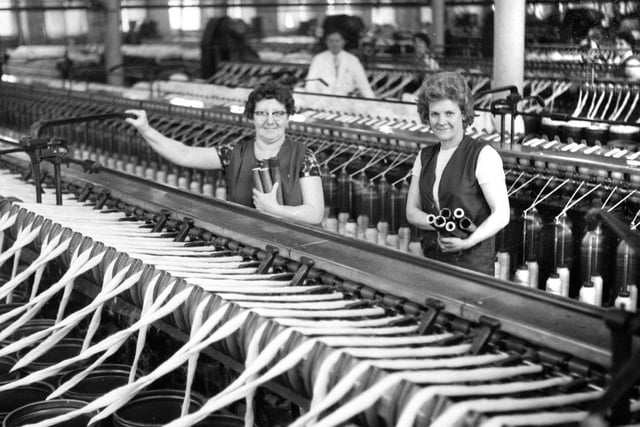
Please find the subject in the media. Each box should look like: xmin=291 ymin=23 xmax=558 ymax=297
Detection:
xmin=254 ymin=111 xmax=288 ymax=120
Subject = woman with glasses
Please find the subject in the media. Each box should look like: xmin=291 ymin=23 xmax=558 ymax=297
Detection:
xmin=125 ymin=81 xmax=325 ymax=225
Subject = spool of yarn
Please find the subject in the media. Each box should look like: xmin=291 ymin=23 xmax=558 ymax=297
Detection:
xmin=614 ymin=290 xmax=634 ymax=312
xmin=258 ymin=167 xmax=273 ymax=193
xmin=557 ymin=265 xmax=571 ymax=297
xmin=202 ymin=173 xmax=215 ymax=197
xmin=135 ymin=163 xmax=145 ymax=178
xmin=106 ymin=157 xmax=117 ymax=169
xmin=433 ymin=216 xmax=446 ymax=229
xmin=527 ymin=260 xmax=539 ymax=289
xmin=514 ymin=265 xmax=530 ymax=286
xmin=453 ymin=208 xmax=465 ymax=219
xmin=189 ymin=171 xmax=202 ymax=193
xmin=155 ymin=164 xmax=167 ymax=183
xmin=337 ymin=170 xmax=352 ymax=218
xmin=364 ymin=225 xmax=378 ymax=243
xmin=459 ymin=217 xmax=477 ymax=233
xmin=376 ymin=220 xmax=389 ymax=246
xmin=215 ymin=176 xmax=227 ymax=200
xmin=351 ymin=172 xmax=367 ymax=220
xmin=337 ymin=212 xmax=350 ymax=235
xmin=252 ymin=167 xmax=264 ymax=193
xmin=630 ymin=284 xmax=638 ymax=312
xmin=497 ymin=251 xmax=511 ymax=281
xmin=268 ymin=158 xmax=284 ymax=204
xmin=377 ymin=177 xmax=391 ymax=226
xmin=386 ymin=233 xmax=400 ymax=249
xmin=325 ymin=214 xmax=338 ymax=233
xmin=166 ymin=167 xmax=178 ymax=187
xmin=321 ymin=167 xmax=338 ymax=216
xmin=398 ymin=226 xmax=411 ymax=252
xmin=345 ymin=219 xmax=357 ymax=238
xmin=178 ymin=169 xmax=190 ymax=190
xmin=591 ymin=275 xmax=603 ymax=307
xmin=356 ymin=214 xmax=369 ymax=239
xmin=579 ymin=280 xmax=597 ymax=306
xmin=178 ymin=171 xmax=190 ymax=190
xmin=545 ymin=273 xmax=562 ymax=296
xmin=144 ymin=164 xmax=156 ymax=181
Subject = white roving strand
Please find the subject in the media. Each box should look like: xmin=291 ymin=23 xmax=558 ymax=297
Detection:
xmin=394 ymin=376 xmax=575 ymax=427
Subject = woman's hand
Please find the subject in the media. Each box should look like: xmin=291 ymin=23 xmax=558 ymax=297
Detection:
xmin=252 ymin=182 xmax=281 ymax=214
xmin=124 ymin=109 xmax=150 ymax=131
xmin=438 ymin=235 xmax=470 ymax=253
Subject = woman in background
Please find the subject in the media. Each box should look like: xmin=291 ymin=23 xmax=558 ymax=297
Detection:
xmin=614 ymin=30 xmax=640 ymax=81
xmin=412 ymin=33 xmax=439 ymax=71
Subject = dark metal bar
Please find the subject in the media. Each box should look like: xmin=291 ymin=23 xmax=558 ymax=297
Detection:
xmin=30 ymin=113 xmax=136 ymax=137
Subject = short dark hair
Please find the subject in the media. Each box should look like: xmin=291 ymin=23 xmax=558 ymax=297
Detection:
xmin=244 ymin=81 xmax=295 ymax=119
xmin=616 ymin=30 xmax=636 ymax=48
xmin=413 ymin=33 xmax=431 ymax=48
xmin=324 ymin=28 xmax=347 ymax=41
xmin=416 ymin=72 xmax=475 ymax=128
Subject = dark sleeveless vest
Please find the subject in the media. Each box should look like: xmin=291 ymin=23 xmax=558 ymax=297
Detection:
xmin=418 ymin=136 xmax=495 ymax=275
xmin=225 ymin=138 xmax=305 ymax=208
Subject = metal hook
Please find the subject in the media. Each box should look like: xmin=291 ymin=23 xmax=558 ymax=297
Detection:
xmin=329 ymin=146 xmax=370 ymax=174
xmin=629 ymin=209 xmax=640 ymax=230
xmin=320 ymin=143 xmax=350 ymax=167
xmin=350 ymin=150 xmax=394 ymax=178
xmin=507 ymin=173 xmax=540 ymax=197
xmin=525 ymin=177 xmax=570 ymax=214
xmin=556 ymin=182 xmax=602 ymax=220
xmin=507 ymin=170 xmax=525 ymax=194
xmin=601 ymin=186 xmax=618 ymax=210
xmin=370 ymin=153 xmax=411 ymax=182
xmin=391 ymin=169 xmax=412 ymax=187
xmin=607 ymin=189 xmax=636 ymax=213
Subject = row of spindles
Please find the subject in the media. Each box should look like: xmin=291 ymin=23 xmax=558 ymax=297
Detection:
xmin=502 ymin=206 xmax=639 ymax=312
xmin=320 ymin=166 xmax=422 ymax=254
xmin=72 ymin=125 xmax=640 ymax=312
xmin=3 ymin=87 xmax=639 ymax=310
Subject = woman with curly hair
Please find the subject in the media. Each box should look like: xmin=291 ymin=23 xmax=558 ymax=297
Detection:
xmin=406 ymin=72 xmax=509 ymax=275
xmin=126 ymin=81 xmax=324 ymax=225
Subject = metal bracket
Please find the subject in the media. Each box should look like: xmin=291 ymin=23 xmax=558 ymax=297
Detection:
xmin=77 ymin=183 xmax=94 ymax=202
xmin=256 ymin=245 xmax=279 ymax=274
xmin=175 ymin=217 xmax=194 ymax=242
xmin=469 ymin=316 xmax=501 ymax=354
xmin=290 ymin=256 xmax=314 ymax=286
xmin=416 ymin=297 xmax=445 ymax=335
xmin=95 ymin=189 xmax=111 ymax=209
xmin=152 ymin=209 xmax=170 ymax=233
